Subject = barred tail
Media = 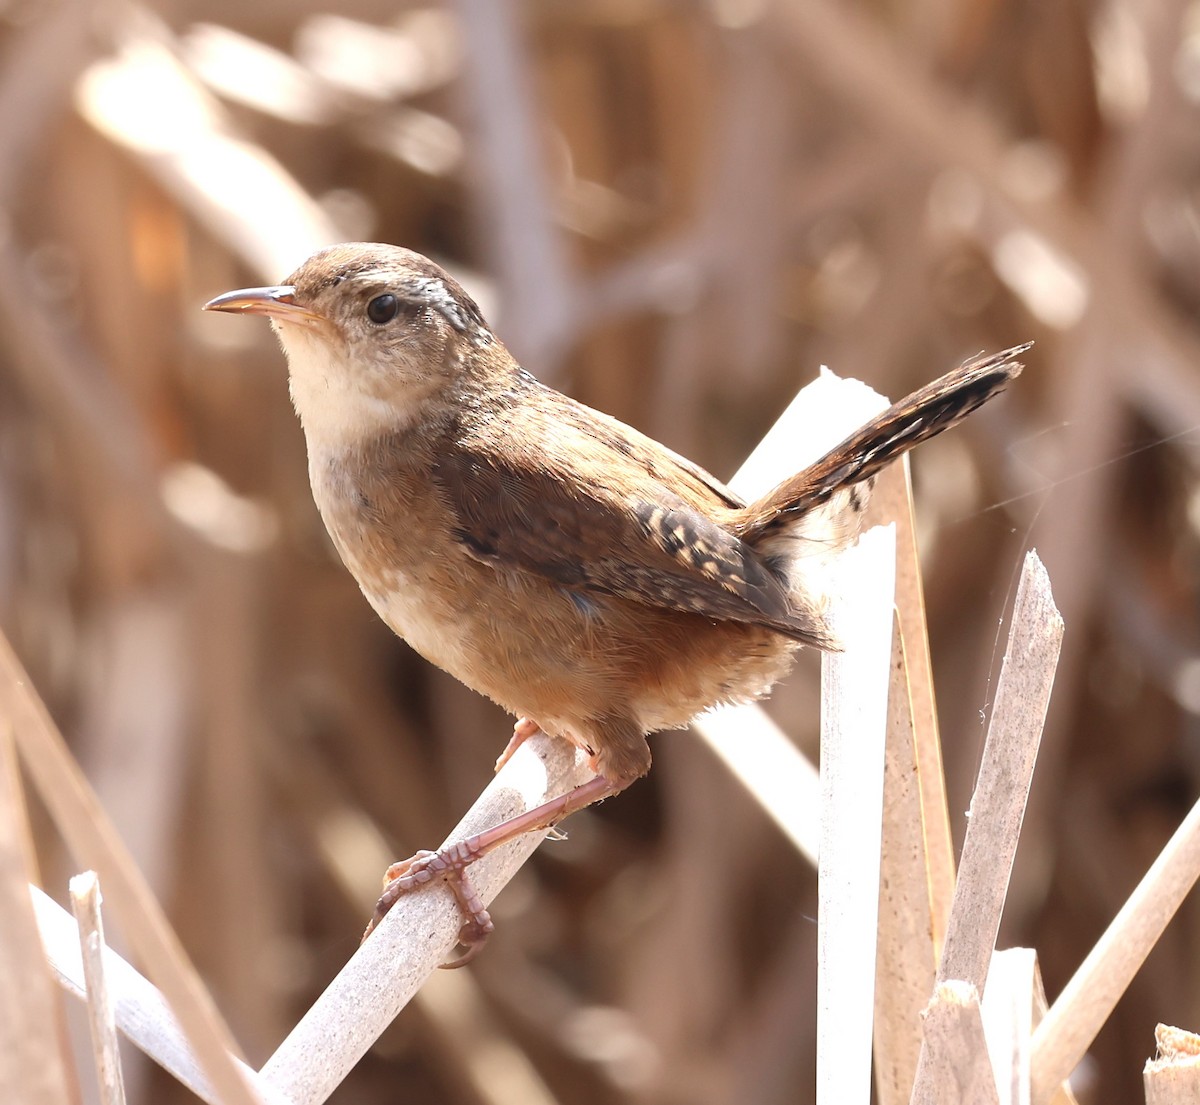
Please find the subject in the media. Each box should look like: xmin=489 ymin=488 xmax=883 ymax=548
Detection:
xmin=736 ymin=343 xmax=1029 ymax=544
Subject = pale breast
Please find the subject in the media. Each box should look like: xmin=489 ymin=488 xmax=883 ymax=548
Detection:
xmin=307 ymin=444 xmax=481 ymax=674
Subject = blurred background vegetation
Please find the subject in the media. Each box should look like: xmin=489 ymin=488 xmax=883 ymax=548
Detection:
xmin=3 ymin=0 xmax=1200 ymax=1102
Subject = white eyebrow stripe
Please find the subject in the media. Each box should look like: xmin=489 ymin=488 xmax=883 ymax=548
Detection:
xmin=403 ymin=275 xmax=492 ymax=341
xmin=341 ymin=267 xmax=493 ymax=343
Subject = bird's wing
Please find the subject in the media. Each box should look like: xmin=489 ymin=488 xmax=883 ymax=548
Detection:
xmin=431 ymin=389 xmax=831 ymax=647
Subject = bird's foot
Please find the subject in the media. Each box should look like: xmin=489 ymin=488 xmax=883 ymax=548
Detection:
xmin=361 ymin=774 xmax=617 ymax=966
xmin=362 ymin=843 xmax=495 ymax=967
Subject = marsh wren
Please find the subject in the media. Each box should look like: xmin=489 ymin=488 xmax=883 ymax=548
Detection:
xmin=206 ymin=243 xmax=1026 ymax=962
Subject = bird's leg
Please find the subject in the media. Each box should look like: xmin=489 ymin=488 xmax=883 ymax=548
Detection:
xmin=493 ymin=717 xmax=541 ymax=772
xmin=363 ymin=772 xmax=617 ymax=965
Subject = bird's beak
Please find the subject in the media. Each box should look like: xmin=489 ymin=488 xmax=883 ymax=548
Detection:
xmin=203 ymin=285 xmax=324 ymax=325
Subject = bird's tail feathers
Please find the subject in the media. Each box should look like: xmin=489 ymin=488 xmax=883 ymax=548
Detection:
xmin=735 ymin=343 xmax=1029 ymax=548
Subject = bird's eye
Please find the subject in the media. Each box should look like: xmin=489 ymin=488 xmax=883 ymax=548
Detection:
xmin=366 ymin=294 xmax=401 ymax=324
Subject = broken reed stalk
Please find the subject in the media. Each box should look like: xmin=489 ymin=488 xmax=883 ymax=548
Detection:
xmin=817 ymin=523 xmax=897 ymax=1105
xmin=934 ymin=554 xmax=1063 ymax=992
xmin=69 ymin=872 xmax=127 ymax=1105
xmin=920 ymin=981 xmax=1001 ymax=1105
xmin=1144 ymin=1024 xmax=1200 ymax=1104
xmin=911 ymin=551 xmax=1063 ymax=1104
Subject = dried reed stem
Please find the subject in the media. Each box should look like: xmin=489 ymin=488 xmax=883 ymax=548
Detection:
xmin=1031 ymin=795 xmax=1200 ymax=1103
xmin=817 ymin=523 xmax=897 ymax=1105
xmin=979 ymin=948 xmax=1039 ymax=1105
xmin=69 ymin=872 xmax=127 ymax=1105
xmin=873 ymin=617 xmax=940 ymax=1105
xmin=911 ymin=552 xmax=1063 ymax=1103
xmin=870 ymin=459 xmax=955 ymax=943
xmin=920 ymin=982 xmax=1001 ymax=1105
xmin=1144 ymin=1025 xmax=1200 ymax=1105
xmin=938 ymin=552 xmax=1063 ymax=991
xmin=691 ymin=704 xmax=820 ymax=864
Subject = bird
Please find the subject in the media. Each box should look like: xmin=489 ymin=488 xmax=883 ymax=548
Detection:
xmin=205 ymin=242 xmax=1027 ymax=962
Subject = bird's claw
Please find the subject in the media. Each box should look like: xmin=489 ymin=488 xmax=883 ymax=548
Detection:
xmin=361 ymin=845 xmax=495 ymax=968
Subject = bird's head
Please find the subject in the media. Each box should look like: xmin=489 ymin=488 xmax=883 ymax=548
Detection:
xmin=204 ymin=243 xmax=495 ymax=447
